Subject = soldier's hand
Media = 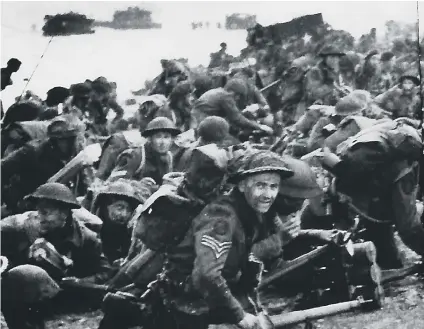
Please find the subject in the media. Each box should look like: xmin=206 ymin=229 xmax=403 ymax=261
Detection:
xmin=237 ymin=312 xmax=262 ymax=329
xmin=258 ymin=124 xmax=274 ymax=135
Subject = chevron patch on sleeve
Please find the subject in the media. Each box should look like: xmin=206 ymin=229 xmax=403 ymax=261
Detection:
xmin=201 ymin=235 xmax=232 ymax=259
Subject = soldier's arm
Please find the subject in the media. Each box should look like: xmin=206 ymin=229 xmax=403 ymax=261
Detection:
xmin=108 ymin=99 xmax=124 ymax=120
xmin=109 ymin=148 xmax=143 ymax=181
xmin=307 ymin=117 xmax=331 ymax=152
xmin=192 ymin=201 xmax=245 ymax=324
xmin=252 ymin=85 xmax=269 ymax=108
xmin=1 ymin=143 xmax=34 ymax=184
xmin=96 ymin=134 xmax=129 ymax=180
xmin=305 ymin=68 xmax=331 ymax=102
xmin=221 ymin=95 xmax=262 ymax=131
xmin=374 ymin=90 xmax=390 ymax=109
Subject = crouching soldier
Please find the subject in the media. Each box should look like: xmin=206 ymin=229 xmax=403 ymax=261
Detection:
xmin=318 ymin=119 xmax=424 ymax=269
xmin=98 ymin=144 xmax=235 ymax=328
xmin=1 ymin=115 xmax=86 ymax=216
xmin=144 ymin=151 xmax=293 ymax=329
xmin=1 ymin=183 xmax=111 ymax=329
xmin=109 ymin=117 xmax=180 ymax=184
xmin=307 ymin=91 xmax=380 ymax=153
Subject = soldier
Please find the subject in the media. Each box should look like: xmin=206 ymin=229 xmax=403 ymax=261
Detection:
xmin=307 ymin=91 xmax=378 ymax=152
xmin=1 ymin=183 xmax=111 ymax=329
xmin=91 ymin=179 xmax=153 ymax=263
xmin=318 ymin=121 xmax=424 ymax=269
xmin=193 ymin=75 xmax=214 ymax=100
xmin=156 ymin=81 xmax=193 ymax=132
xmin=99 ymin=150 xmax=293 ymax=329
xmin=1 ymin=115 xmax=85 ymax=215
xmin=1 ymin=120 xmax=49 ymax=157
xmin=302 ymin=45 xmax=346 ymax=110
xmin=62 ymin=82 xmax=92 ymax=119
xmin=374 ymin=73 xmax=421 ymax=120
xmin=88 ymin=77 xmax=125 ymax=136
xmin=251 ymin=155 xmax=325 ymax=269
xmin=355 ymin=50 xmax=381 ymax=96
xmin=174 ymin=115 xmax=237 ymax=172
xmin=377 ymin=51 xmax=397 ymax=93
xmin=190 ymin=78 xmax=273 ymax=136
xmin=109 ymin=117 xmax=180 ymax=185
xmin=1 ymin=58 xmax=22 ymax=91
xmin=232 ymin=67 xmax=270 ymax=111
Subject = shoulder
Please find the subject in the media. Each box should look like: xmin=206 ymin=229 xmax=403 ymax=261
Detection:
xmin=72 ymin=218 xmax=101 ymax=246
xmin=193 ymin=196 xmax=238 ymax=231
xmin=1 ymin=211 xmax=39 ymax=234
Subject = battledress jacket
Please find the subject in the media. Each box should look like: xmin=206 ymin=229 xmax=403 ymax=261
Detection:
xmin=165 ymin=189 xmax=282 ymax=324
xmin=109 ymin=141 xmax=173 ymax=185
xmin=1 ymin=211 xmax=111 ymax=282
xmin=1 ymin=139 xmax=88 ymax=210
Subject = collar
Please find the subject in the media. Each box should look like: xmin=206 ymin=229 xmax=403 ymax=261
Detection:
xmin=229 ymin=189 xmax=279 ymax=242
xmin=43 ymin=216 xmax=84 ymax=248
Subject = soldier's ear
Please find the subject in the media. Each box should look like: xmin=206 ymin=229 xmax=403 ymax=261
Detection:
xmin=238 ymin=180 xmax=246 ymax=193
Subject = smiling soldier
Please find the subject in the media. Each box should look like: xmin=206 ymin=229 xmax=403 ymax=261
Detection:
xmin=127 ymin=150 xmax=295 ymax=329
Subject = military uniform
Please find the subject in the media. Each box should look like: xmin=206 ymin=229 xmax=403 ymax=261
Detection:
xmin=1 ymin=116 xmax=86 ymax=213
xmin=320 ymin=123 xmax=424 ymax=269
xmin=1 ymin=183 xmax=111 ymax=329
xmin=190 ymin=88 xmax=262 ymax=132
xmin=1 ymin=210 xmax=110 ymax=281
xmin=109 ymin=141 xmax=173 ymax=185
xmin=96 ymin=130 xmax=146 ymax=180
xmin=108 ymin=118 xmax=180 ymax=185
xmin=375 ymin=87 xmax=421 ymax=119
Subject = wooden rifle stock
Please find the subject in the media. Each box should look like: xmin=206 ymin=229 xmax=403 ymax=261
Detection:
xmin=269 ymin=298 xmax=370 ymax=328
xmin=259 ymin=245 xmax=330 ymax=289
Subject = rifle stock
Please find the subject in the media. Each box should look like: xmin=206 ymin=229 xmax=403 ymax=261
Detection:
xmin=259 ymin=245 xmax=330 ymax=289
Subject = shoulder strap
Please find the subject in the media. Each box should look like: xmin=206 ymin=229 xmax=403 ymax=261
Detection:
xmin=134 ymin=144 xmax=147 ymax=177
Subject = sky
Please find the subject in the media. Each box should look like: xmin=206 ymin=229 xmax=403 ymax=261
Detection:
xmin=1 ymin=1 xmax=422 ymax=38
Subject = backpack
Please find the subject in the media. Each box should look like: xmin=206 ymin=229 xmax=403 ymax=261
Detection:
xmin=335 ymin=119 xmax=422 ymax=189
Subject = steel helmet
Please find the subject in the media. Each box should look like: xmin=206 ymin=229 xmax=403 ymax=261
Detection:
xmin=279 ymin=155 xmax=323 ymax=199
xmin=25 ymin=182 xmax=80 ymax=209
xmin=94 ymin=179 xmax=153 ymax=210
xmin=47 ymin=116 xmax=79 ymax=139
xmin=141 ymin=117 xmax=181 ymax=137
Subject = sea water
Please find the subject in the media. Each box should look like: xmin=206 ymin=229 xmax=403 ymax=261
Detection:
xmin=1 ymin=26 xmax=247 ymax=110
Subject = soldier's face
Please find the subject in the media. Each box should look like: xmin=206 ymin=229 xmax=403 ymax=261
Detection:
xmin=150 ymin=131 xmax=173 ymax=154
xmin=53 ymin=136 xmax=76 ymax=157
xmin=106 ymin=199 xmax=133 ymax=225
xmin=381 ymin=60 xmax=393 ymax=71
xmin=239 ymin=172 xmax=281 ymax=214
xmin=401 ymin=79 xmax=415 ymax=94
xmin=37 ymin=202 xmax=68 ymax=234
xmin=325 ymin=56 xmax=340 ymax=72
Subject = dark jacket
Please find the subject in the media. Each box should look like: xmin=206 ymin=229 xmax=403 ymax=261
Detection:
xmin=1 ymin=139 xmax=73 ymax=211
xmin=166 ymin=189 xmax=281 ymax=324
xmin=1 ymin=211 xmax=111 ymax=282
xmin=190 ymin=88 xmax=261 ymax=131
xmin=375 ymin=87 xmax=421 ymax=119
xmin=303 ymin=62 xmax=342 ymax=107
xmin=109 ymin=142 xmax=173 ymax=185
xmin=96 ymin=130 xmax=146 ymax=180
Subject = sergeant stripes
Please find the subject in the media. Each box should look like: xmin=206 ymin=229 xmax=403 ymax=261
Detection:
xmin=201 ymin=235 xmax=232 ymax=259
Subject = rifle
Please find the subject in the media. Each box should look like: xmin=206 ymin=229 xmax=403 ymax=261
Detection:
xmin=47 ymin=143 xmax=102 ymax=184
xmin=268 ymin=296 xmax=380 ymax=328
xmin=260 ymin=79 xmax=282 ymax=93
